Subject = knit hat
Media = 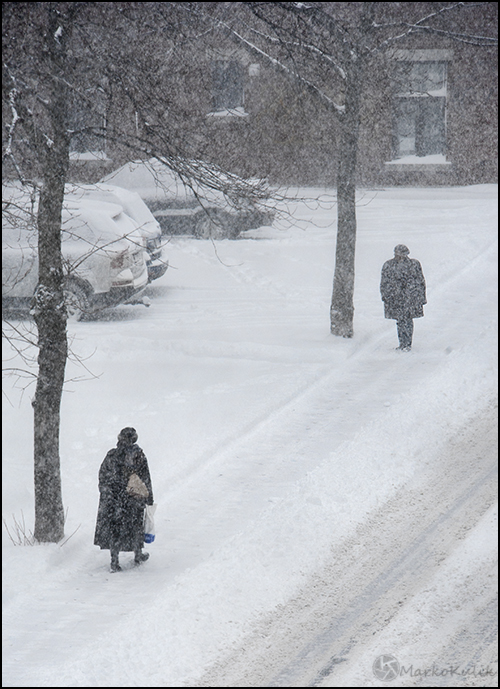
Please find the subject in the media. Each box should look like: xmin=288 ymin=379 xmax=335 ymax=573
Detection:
xmin=394 ymin=244 xmax=410 ymax=256
xmin=118 ymin=427 xmax=138 ymax=444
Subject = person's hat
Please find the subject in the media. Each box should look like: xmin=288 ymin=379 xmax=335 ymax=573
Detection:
xmin=394 ymin=244 xmax=410 ymax=256
xmin=118 ymin=427 xmax=138 ymax=444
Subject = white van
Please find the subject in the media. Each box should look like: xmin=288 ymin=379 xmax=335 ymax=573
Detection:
xmin=64 ymin=183 xmax=168 ymax=282
xmin=2 ymin=183 xmax=149 ymax=320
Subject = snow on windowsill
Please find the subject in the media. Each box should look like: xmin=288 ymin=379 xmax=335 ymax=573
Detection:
xmin=206 ymin=107 xmax=249 ymax=119
xmin=385 ymin=154 xmax=451 ymax=166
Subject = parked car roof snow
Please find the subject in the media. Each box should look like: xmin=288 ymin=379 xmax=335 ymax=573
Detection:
xmin=101 ymin=158 xmax=275 ymax=239
xmin=64 ymin=183 xmax=168 ymax=282
xmin=2 ymin=182 xmax=149 ymax=320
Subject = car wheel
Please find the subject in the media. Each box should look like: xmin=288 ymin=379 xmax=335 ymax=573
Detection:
xmin=194 ymin=215 xmax=214 ymax=239
xmin=63 ymin=281 xmax=91 ymax=322
xmin=194 ymin=213 xmax=233 ymax=239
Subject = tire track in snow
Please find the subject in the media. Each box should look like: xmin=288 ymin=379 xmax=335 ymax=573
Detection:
xmin=194 ymin=402 xmax=498 ymax=688
xmin=413 ymin=595 xmax=498 ymax=687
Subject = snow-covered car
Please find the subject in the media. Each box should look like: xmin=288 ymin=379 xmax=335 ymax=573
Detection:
xmin=2 ymin=184 xmax=149 ymax=320
xmin=101 ymin=158 xmax=275 ymax=239
xmin=64 ymin=183 xmax=168 ymax=282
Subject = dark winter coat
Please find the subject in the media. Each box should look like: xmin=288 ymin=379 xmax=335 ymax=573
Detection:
xmin=94 ymin=441 xmax=154 ymax=552
xmin=380 ymin=256 xmax=427 ymax=320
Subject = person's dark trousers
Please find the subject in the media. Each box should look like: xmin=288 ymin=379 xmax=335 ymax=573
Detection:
xmin=110 ymin=546 xmax=121 ymax=571
xmin=396 ymin=318 xmax=413 ymax=349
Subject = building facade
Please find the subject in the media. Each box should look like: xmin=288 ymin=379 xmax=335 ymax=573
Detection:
xmin=66 ymin=3 xmax=497 ymax=188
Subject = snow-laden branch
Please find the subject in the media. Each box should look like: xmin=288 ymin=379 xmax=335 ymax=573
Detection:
xmin=405 ymin=24 xmax=498 ymax=47
xmin=5 ymin=87 xmax=19 ymax=158
xmin=247 ymin=25 xmax=347 ymax=80
xmin=373 ymin=1 xmax=464 ymax=29
xmin=263 ymin=1 xmax=359 ymax=60
xmin=372 ymin=2 xmax=498 ymax=53
xmin=212 ymin=17 xmax=345 ymax=117
xmin=3 ymin=79 xmax=26 ymax=182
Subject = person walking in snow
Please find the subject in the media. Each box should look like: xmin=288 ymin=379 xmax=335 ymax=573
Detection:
xmin=94 ymin=427 xmax=154 ymax=572
xmin=380 ymin=244 xmax=427 ymax=351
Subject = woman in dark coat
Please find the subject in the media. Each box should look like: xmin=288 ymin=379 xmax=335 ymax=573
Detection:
xmin=94 ymin=427 xmax=154 ymax=572
xmin=380 ymin=244 xmax=427 ymax=351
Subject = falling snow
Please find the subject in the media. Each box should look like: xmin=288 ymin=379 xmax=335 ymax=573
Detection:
xmin=2 ymin=185 xmax=497 ymax=687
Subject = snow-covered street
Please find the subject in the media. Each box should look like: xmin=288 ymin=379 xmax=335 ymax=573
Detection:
xmin=198 ymin=406 xmax=497 ymax=688
xmin=2 ymin=185 xmax=498 ymax=687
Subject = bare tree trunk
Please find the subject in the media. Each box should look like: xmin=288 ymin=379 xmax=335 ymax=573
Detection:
xmin=32 ymin=6 xmax=72 ymax=543
xmin=330 ymin=61 xmax=361 ymax=338
xmin=32 ymin=180 xmax=68 ymax=543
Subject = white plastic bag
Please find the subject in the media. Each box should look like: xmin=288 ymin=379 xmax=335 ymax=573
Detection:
xmin=144 ymin=503 xmax=157 ymax=543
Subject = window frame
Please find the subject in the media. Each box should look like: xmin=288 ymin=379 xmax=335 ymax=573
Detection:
xmin=67 ymin=87 xmax=107 ymax=160
xmin=211 ymin=59 xmax=245 ymax=112
xmin=388 ymin=49 xmax=453 ymax=162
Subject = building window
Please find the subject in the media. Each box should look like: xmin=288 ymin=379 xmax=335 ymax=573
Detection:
xmin=392 ymin=60 xmax=447 ymax=159
xmin=211 ymin=60 xmax=244 ymax=112
xmin=68 ymin=89 xmax=107 ymax=159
